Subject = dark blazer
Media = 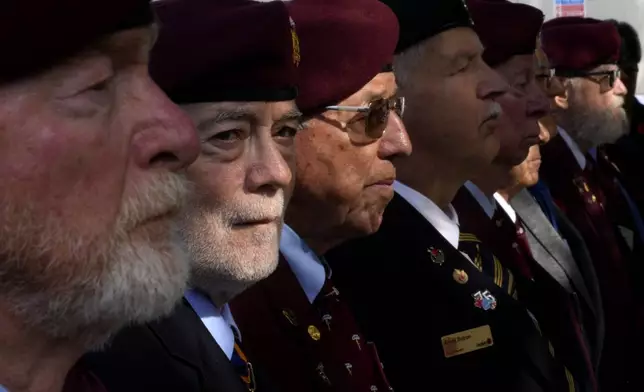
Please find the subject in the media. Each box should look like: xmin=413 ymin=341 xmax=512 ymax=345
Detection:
xmin=325 ymin=193 xmax=572 ymax=392
xmin=82 ymin=299 xmax=261 ymax=392
xmin=541 ymin=135 xmax=644 ymax=391
xmin=511 ymin=188 xmax=604 ymax=369
xmin=452 ymin=188 xmax=597 ymax=392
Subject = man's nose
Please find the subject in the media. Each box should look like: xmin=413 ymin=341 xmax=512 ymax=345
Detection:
xmin=477 ymin=64 xmax=510 ymax=101
xmin=130 ymin=77 xmax=200 ymax=172
xmin=245 ymin=136 xmax=293 ymax=196
xmin=378 ymin=111 xmax=412 ymax=160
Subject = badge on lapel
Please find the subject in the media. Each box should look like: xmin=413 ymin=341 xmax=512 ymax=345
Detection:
xmin=427 ymin=247 xmax=445 ymax=266
xmin=472 ymin=290 xmax=497 ymax=311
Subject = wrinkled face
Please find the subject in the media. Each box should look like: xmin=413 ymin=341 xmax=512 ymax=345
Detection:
xmin=493 ymin=54 xmax=549 ymax=167
xmin=394 ymin=27 xmax=508 ymax=174
xmin=535 ymin=41 xmax=564 ymax=140
xmin=558 ymin=64 xmax=629 ymax=147
xmin=509 ymin=124 xmax=551 ymax=188
xmin=0 ymin=27 xmax=200 ymax=346
xmin=287 ymin=72 xmax=412 ymax=243
xmin=179 ymin=101 xmax=298 ymax=299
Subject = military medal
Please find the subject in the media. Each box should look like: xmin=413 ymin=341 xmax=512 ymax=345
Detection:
xmin=428 ymin=247 xmax=445 ymax=266
xmin=472 ymin=290 xmax=497 ymax=311
xmin=452 ymin=269 xmax=468 ymax=284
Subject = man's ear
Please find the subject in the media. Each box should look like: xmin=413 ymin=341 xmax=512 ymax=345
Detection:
xmin=553 ymin=80 xmax=570 ymax=110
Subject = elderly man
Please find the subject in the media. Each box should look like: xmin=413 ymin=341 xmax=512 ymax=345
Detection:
xmin=83 ymin=1 xmax=300 ymax=391
xmin=540 ymin=17 xmax=644 ymax=391
xmin=451 ymin=3 xmax=601 ymax=390
xmin=230 ymin=0 xmax=411 ymax=390
xmin=603 ymin=20 xmax=644 ymax=216
xmin=326 ymin=0 xmax=575 ymax=391
xmin=0 ymin=1 xmax=200 ymax=392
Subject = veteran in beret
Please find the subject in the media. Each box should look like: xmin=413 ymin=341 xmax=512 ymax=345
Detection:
xmin=326 ymin=0 xmax=579 ymax=391
xmin=539 ymin=16 xmax=644 ymax=392
xmin=83 ymin=1 xmax=301 ymax=391
xmin=230 ymin=0 xmax=411 ymax=390
xmin=452 ymin=2 xmax=602 ymax=391
xmin=0 ymin=1 xmax=200 ymax=391
xmin=603 ymin=21 xmax=644 ymax=219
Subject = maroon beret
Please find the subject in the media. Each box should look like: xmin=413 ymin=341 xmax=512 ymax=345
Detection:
xmin=1 ymin=0 xmax=152 ymax=83
xmin=151 ymin=0 xmax=299 ymax=104
xmin=288 ymin=0 xmax=399 ymax=116
xmin=541 ymin=17 xmax=620 ymax=71
xmin=466 ymin=0 xmax=544 ymax=67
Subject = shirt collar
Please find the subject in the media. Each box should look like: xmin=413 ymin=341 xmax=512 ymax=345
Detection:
xmin=558 ymin=127 xmax=586 ymax=169
xmin=494 ymin=193 xmax=517 ymax=223
xmin=279 ymin=224 xmax=327 ymax=304
xmin=394 ymin=181 xmax=460 ymax=248
xmin=184 ymin=289 xmax=240 ymax=360
xmin=464 ymin=181 xmax=497 ymax=219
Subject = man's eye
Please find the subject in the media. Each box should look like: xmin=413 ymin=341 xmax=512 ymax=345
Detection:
xmin=209 ymin=129 xmax=243 ymax=142
xmin=275 ymin=126 xmax=300 ymax=139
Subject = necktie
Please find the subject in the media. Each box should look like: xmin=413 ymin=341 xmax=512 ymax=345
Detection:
xmin=230 ymin=327 xmax=256 ymax=391
xmin=528 ymin=179 xmax=560 ymax=232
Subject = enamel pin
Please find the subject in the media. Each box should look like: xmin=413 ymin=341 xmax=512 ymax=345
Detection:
xmin=428 ymin=247 xmax=445 ymax=266
xmin=472 ymin=290 xmax=497 ymax=311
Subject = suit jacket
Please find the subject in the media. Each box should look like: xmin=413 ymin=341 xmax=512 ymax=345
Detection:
xmin=512 ymin=189 xmax=605 ymax=365
xmin=452 ymin=188 xmax=597 ymax=392
xmin=325 ymin=193 xmax=572 ymax=392
xmin=540 ymin=135 xmax=644 ymax=391
xmin=231 ymin=256 xmax=392 ymax=392
xmin=82 ymin=299 xmax=263 ymax=392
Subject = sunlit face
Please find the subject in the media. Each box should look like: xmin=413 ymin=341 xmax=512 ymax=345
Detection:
xmin=286 ymin=72 xmax=412 ymax=243
xmin=0 ymin=27 xmax=200 ymax=346
xmin=395 ymin=28 xmax=508 ymax=176
xmin=560 ymin=64 xmax=629 ymax=147
xmin=179 ymin=101 xmax=299 ymax=302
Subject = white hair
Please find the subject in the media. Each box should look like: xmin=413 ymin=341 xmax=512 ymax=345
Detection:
xmin=393 ymin=41 xmax=430 ymax=88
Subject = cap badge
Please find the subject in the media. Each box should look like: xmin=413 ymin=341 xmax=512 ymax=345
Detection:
xmin=290 ymin=17 xmax=301 ymax=67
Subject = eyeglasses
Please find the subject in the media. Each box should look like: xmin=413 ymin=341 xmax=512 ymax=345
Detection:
xmin=322 ymin=96 xmax=405 ymax=144
xmin=556 ymin=68 xmax=621 ymax=93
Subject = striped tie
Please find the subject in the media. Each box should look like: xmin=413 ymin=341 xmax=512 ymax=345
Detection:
xmin=230 ymin=327 xmax=256 ymax=391
xmin=458 ymin=232 xmax=577 ymax=392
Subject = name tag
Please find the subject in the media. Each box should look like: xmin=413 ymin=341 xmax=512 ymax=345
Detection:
xmin=441 ymin=325 xmax=494 ymax=358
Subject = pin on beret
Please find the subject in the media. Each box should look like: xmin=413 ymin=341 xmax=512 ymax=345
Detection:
xmin=151 ymin=0 xmax=300 ymax=104
xmin=1 ymin=0 xmax=152 ymax=83
xmin=380 ymin=0 xmax=473 ymax=54
xmin=466 ymin=0 xmax=544 ymax=67
xmin=289 ymin=0 xmax=399 ymax=116
xmin=541 ymin=17 xmax=620 ymax=71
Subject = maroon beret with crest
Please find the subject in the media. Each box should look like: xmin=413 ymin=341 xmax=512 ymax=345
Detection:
xmin=288 ymin=0 xmax=399 ymax=116
xmin=541 ymin=17 xmax=620 ymax=71
xmin=466 ymin=0 xmax=544 ymax=67
xmin=1 ymin=0 xmax=152 ymax=83
xmin=150 ymin=0 xmax=300 ymax=104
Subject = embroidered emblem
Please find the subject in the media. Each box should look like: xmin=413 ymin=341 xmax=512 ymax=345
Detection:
xmin=289 ymin=17 xmax=301 ymax=67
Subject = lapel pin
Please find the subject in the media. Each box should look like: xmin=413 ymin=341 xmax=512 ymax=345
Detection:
xmin=352 ymin=334 xmax=362 ymax=351
xmin=428 ymin=247 xmax=445 ymax=266
xmin=472 ymin=290 xmax=497 ymax=311
xmin=282 ymin=309 xmax=298 ymax=326
xmin=322 ymin=314 xmax=332 ymax=331
xmin=453 ymin=269 xmax=469 ymax=284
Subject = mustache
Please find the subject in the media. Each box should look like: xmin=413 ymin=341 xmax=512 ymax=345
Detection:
xmin=117 ymin=172 xmax=192 ymax=232
xmin=216 ymin=190 xmax=286 ymax=226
